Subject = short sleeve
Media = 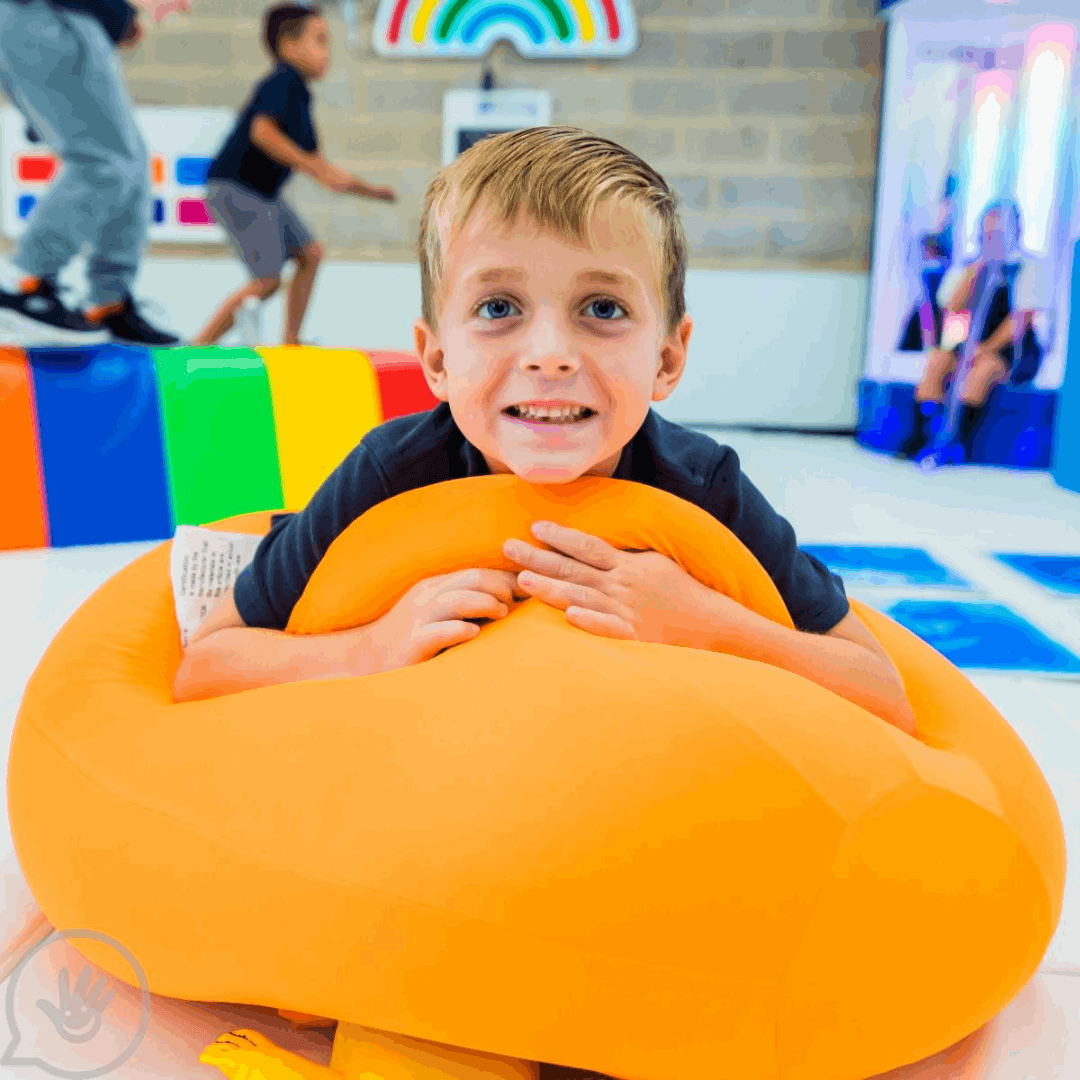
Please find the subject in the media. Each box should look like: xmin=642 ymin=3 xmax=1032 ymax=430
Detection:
xmin=702 ymin=446 xmax=850 ymax=634
xmin=233 ymin=439 xmax=391 ymax=629
xmin=249 ymin=70 xmax=292 ymax=125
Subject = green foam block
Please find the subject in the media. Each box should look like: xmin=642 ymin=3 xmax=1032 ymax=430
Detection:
xmin=153 ymin=347 xmax=284 ymax=527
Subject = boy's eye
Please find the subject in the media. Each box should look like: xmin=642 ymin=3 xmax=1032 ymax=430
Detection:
xmin=477 ymin=298 xmax=520 ymax=321
xmin=584 ymin=298 xmax=626 ymax=321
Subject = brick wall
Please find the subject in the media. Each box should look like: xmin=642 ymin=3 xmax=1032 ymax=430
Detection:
xmin=1 ymin=0 xmax=884 ymax=270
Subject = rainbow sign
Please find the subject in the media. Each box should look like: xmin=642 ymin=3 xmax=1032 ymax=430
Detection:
xmin=373 ymin=0 xmax=638 ymax=58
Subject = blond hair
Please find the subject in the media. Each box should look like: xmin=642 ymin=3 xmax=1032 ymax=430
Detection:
xmin=418 ymin=126 xmax=687 ymax=335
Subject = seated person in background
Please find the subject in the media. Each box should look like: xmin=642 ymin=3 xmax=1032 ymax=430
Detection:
xmin=173 ymin=125 xmax=916 ymax=737
xmin=898 ymin=198 xmax=1042 ymax=460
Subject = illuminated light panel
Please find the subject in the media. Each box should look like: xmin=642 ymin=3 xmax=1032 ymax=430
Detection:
xmin=176 ymin=199 xmax=213 ymax=225
xmin=153 ymin=199 xmax=166 ymax=224
xmin=152 ymin=155 xmax=168 ymax=186
xmin=16 ymin=155 xmax=58 ymax=183
xmin=17 ymin=195 xmax=36 ymax=220
xmin=963 ymin=71 xmax=1014 ymax=257
xmin=1015 ymin=24 xmax=1076 ymax=255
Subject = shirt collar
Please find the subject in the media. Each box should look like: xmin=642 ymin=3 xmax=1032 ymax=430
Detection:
xmin=276 ymin=61 xmax=310 ymax=94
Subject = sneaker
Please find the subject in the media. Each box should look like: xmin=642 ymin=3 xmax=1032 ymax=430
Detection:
xmin=0 ymin=277 xmax=110 ymax=346
xmin=95 ymin=294 xmax=180 ymax=346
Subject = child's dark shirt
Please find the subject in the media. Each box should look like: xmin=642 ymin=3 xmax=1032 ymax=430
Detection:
xmin=233 ymin=403 xmax=849 ymax=634
xmin=207 ymin=61 xmax=317 ymax=199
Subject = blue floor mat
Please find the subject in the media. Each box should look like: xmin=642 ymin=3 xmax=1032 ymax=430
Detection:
xmin=800 ymin=545 xmax=971 ymax=589
xmin=884 ymin=599 xmax=1080 ymax=673
xmin=992 ymin=554 xmax=1080 ymax=596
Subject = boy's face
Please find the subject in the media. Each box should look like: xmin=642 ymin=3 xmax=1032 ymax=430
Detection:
xmin=280 ymin=16 xmax=330 ymax=79
xmin=414 ymin=200 xmax=692 ymax=483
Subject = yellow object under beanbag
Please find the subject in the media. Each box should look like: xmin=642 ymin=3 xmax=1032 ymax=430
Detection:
xmin=7 ymin=476 xmax=1065 ymax=1080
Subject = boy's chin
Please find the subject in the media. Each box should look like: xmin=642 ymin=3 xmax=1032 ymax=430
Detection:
xmin=501 ymin=457 xmax=606 ymax=484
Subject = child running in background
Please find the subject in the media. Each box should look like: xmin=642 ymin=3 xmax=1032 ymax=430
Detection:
xmin=191 ymin=3 xmax=396 ymax=347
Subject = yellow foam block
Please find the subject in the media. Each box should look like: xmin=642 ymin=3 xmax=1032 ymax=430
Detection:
xmin=257 ymin=347 xmax=383 ymax=510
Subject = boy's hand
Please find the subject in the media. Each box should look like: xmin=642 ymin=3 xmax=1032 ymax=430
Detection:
xmin=503 ymin=522 xmax=722 ymax=648
xmin=346 ymin=180 xmax=398 ymax=203
xmin=364 ymin=568 xmax=527 ymax=674
xmin=315 ymin=161 xmax=358 ymax=193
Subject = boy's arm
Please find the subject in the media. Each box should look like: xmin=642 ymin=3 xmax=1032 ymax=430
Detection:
xmin=701 ymin=596 xmax=917 ymax=735
xmin=249 ymin=115 xmax=347 ymax=188
xmin=173 ymin=589 xmax=378 ymax=703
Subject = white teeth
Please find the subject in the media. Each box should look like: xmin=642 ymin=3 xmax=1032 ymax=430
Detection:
xmin=513 ymin=404 xmax=590 ymax=422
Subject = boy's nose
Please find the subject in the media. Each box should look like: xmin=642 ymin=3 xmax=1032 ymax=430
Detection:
xmin=520 ymin=353 xmax=580 ymax=378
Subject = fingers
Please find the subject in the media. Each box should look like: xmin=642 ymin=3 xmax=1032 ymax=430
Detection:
xmin=517 ymin=570 xmax=634 ymax=625
xmin=531 ymin=521 xmax=622 ymax=571
xmin=430 ymin=588 xmax=509 ymax=624
xmin=413 ymin=620 xmax=480 ymax=662
xmin=504 ymin=539 xmax=597 ymax=588
xmin=565 ymin=606 xmax=638 ymax=641
xmin=438 ymin=568 xmax=521 ymax=606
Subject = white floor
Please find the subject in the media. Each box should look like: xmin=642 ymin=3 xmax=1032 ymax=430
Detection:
xmin=2 ymin=431 xmax=1080 ymax=1079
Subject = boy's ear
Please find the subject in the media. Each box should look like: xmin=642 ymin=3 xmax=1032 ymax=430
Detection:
xmin=413 ymin=317 xmax=450 ymax=401
xmin=652 ymin=314 xmax=692 ymax=402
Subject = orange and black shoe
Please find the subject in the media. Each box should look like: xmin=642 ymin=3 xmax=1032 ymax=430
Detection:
xmin=90 ymin=293 xmax=180 ymax=346
xmin=0 ymin=276 xmax=109 ymax=346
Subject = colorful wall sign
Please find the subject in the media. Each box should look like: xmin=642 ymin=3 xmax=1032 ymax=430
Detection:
xmin=1 ymin=107 xmax=236 ymax=244
xmin=373 ymin=0 xmax=638 ymax=58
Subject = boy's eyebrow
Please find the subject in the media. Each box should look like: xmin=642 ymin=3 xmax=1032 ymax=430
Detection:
xmin=464 ymin=268 xmax=638 ymax=288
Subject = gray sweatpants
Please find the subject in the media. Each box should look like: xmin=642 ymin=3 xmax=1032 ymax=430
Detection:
xmin=0 ymin=0 xmax=148 ymax=306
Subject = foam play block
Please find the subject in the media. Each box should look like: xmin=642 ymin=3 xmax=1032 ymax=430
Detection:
xmin=970 ymin=385 xmax=1056 ymax=468
xmin=992 ymin=553 xmax=1080 ymax=596
xmin=152 ymin=347 xmax=284 ymax=528
xmin=884 ymin=599 xmax=1080 ymax=674
xmin=0 ymin=347 xmax=47 ymax=549
xmin=28 ymin=346 xmax=173 ymax=547
xmin=257 ymin=347 xmax=382 ymax=510
xmin=800 ymin=545 xmax=971 ymax=589
xmin=365 ymin=350 xmax=440 ymax=419
xmin=856 ymin=379 xmax=1057 ymax=468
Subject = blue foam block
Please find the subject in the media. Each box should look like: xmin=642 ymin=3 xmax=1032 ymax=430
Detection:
xmin=801 ymin=544 xmax=970 ymax=588
xmin=884 ymin=599 xmax=1080 ymax=673
xmin=970 ymin=385 xmax=1056 ymax=468
xmin=992 ymin=553 xmax=1080 ymax=596
xmin=855 ymin=381 xmax=913 ymax=453
xmin=856 ymin=379 xmax=1056 ymax=468
xmin=29 ymin=345 xmax=174 ymax=546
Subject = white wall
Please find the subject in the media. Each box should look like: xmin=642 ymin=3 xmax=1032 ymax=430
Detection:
xmin=129 ymin=257 xmax=869 ymax=429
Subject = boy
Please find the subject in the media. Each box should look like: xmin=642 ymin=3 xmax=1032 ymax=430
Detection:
xmin=174 ymin=126 xmax=915 ymax=739
xmin=191 ymin=3 xmax=396 ymax=347
xmin=0 ymin=0 xmax=184 ymax=345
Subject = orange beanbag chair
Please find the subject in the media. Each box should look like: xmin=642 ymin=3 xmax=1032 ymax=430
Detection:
xmin=7 ymin=476 xmax=1065 ymax=1080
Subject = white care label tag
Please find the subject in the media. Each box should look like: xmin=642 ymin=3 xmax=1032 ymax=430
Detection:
xmin=170 ymin=525 xmax=264 ymax=648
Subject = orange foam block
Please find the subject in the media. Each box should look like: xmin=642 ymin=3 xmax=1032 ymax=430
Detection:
xmin=0 ymin=347 xmax=48 ymax=549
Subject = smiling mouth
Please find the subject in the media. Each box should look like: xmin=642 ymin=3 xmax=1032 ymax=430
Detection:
xmin=503 ymin=404 xmax=597 ymax=424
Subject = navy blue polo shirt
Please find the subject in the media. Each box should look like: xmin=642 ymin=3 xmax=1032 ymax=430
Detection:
xmin=207 ymin=62 xmax=317 ymax=199
xmin=233 ymin=404 xmax=850 ymax=636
